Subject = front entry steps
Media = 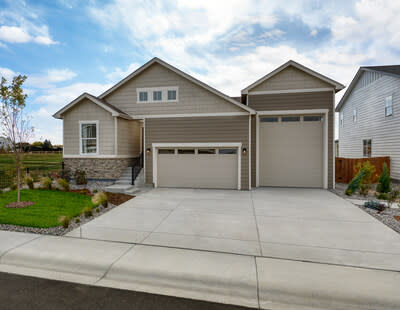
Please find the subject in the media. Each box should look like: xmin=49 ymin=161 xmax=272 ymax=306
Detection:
xmin=105 ymin=167 xmax=144 ymax=195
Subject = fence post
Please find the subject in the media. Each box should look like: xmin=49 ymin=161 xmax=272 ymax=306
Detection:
xmin=26 ymin=167 xmax=29 ymax=175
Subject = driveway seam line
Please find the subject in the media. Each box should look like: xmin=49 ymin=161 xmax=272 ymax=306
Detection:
xmin=94 ymin=243 xmax=136 ymax=284
xmin=254 ymin=256 xmax=261 ymax=310
xmin=250 ymin=191 xmax=263 ymax=256
xmin=0 ymin=235 xmax=43 ymax=262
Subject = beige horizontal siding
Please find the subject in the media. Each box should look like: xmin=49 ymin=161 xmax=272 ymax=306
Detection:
xmin=117 ymin=119 xmax=141 ymax=156
xmin=251 ymin=66 xmax=331 ymax=92
xmin=63 ymin=99 xmax=115 ymax=155
xmin=249 ymin=91 xmax=335 ymax=188
xmin=251 ymin=115 xmax=256 ymax=187
xmin=145 ymin=116 xmax=250 ymax=190
xmin=104 ymin=63 xmax=243 ymax=115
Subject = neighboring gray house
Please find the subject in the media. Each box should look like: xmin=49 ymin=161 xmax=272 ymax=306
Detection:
xmin=53 ymin=58 xmax=344 ymax=190
xmin=336 ymin=65 xmax=400 ymax=180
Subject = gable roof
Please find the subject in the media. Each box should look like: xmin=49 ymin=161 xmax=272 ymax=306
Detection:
xmin=52 ymin=93 xmax=132 ymax=119
xmin=335 ymin=65 xmax=400 ymax=112
xmin=98 ymin=57 xmax=255 ymax=114
xmin=241 ymin=60 xmax=345 ymax=94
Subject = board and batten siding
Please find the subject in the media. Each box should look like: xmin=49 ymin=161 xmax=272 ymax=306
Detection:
xmin=104 ymin=63 xmax=243 ymax=115
xmin=63 ymin=99 xmax=115 ymax=155
xmin=248 ymin=91 xmax=335 ymax=188
xmin=145 ymin=116 xmax=250 ymax=190
xmin=117 ymin=118 xmax=141 ymax=156
xmin=338 ymin=73 xmax=400 ymax=180
xmin=251 ymin=66 xmax=331 ymax=92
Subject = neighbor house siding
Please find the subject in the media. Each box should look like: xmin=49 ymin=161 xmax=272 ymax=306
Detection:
xmin=248 ymin=91 xmax=335 ymax=188
xmin=250 ymin=66 xmax=331 ymax=92
xmin=338 ymin=74 xmax=400 ymax=180
xmin=104 ymin=63 xmax=243 ymax=115
xmin=145 ymin=116 xmax=250 ymax=190
xmin=117 ymin=119 xmax=141 ymax=156
xmin=63 ymin=99 xmax=115 ymax=155
xmin=251 ymin=115 xmax=256 ymax=187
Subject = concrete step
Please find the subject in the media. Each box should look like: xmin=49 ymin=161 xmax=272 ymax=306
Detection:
xmin=104 ymin=184 xmax=134 ymax=193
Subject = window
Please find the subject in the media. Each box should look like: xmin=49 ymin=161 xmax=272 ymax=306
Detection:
xmin=281 ymin=116 xmax=300 ymax=122
xmin=158 ymin=149 xmax=175 ymax=154
xmin=219 ymin=148 xmax=237 ymax=154
xmin=139 ymin=91 xmax=148 ymax=102
xmin=168 ymin=90 xmax=177 ymax=101
xmin=385 ymin=96 xmax=393 ymax=117
xmin=178 ymin=149 xmax=195 ymax=154
xmin=353 ymin=108 xmax=357 ymax=123
xmin=363 ymin=139 xmax=371 ymax=157
xmin=153 ymin=91 xmax=162 ymax=101
xmin=260 ymin=117 xmax=278 ymax=122
xmin=304 ymin=115 xmax=323 ymax=122
xmin=198 ymin=148 xmax=216 ymax=154
xmin=80 ymin=122 xmax=98 ymax=154
xmin=340 ymin=111 xmax=344 ymax=127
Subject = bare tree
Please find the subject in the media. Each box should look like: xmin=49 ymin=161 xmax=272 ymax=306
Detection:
xmin=0 ymin=75 xmax=33 ymax=204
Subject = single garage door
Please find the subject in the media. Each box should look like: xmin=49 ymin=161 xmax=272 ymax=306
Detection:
xmin=156 ymin=147 xmax=238 ymax=189
xmin=259 ymin=115 xmax=323 ymax=188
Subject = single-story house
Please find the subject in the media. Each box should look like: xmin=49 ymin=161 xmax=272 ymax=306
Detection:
xmin=53 ymin=58 xmax=344 ymax=190
xmin=336 ymin=65 xmax=400 ymax=180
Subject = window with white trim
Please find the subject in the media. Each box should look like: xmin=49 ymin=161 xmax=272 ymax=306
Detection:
xmin=80 ymin=122 xmax=98 ymax=154
xmin=139 ymin=91 xmax=148 ymax=102
xmin=363 ymin=139 xmax=371 ymax=157
xmin=153 ymin=91 xmax=162 ymax=101
xmin=168 ymin=90 xmax=177 ymax=101
xmin=137 ymin=87 xmax=178 ymax=103
xmin=340 ymin=111 xmax=344 ymax=127
xmin=385 ymin=96 xmax=393 ymax=117
xmin=353 ymin=108 xmax=357 ymax=123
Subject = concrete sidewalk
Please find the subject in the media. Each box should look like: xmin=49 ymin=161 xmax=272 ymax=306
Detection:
xmin=0 ymin=230 xmax=399 ymax=309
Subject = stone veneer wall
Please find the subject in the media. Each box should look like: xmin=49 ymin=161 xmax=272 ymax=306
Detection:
xmin=63 ymin=158 xmax=135 ymax=180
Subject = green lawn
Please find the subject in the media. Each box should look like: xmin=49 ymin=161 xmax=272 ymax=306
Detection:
xmin=0 ymin=153 xmax=62 ymax=172
xmin=0 ymin=189 xmax=94 ymax=228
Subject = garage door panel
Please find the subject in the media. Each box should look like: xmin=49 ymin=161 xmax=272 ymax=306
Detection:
xmin=157 ymin=153 xmax=238 ymax=189
xmin=260 ymin=117 xmax=323 ymax=188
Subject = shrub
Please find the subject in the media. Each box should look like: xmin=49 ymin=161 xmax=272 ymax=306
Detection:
xmin=74 ymin=169 xmax=87 ymax=185
xmin=40 ymin=176 xmax=52 ymax=190
xmin=30 ymin=170 xmax=40 ymax=182
xmin=93 ymin=189 xmax=98 ymax=194
xmin=75 ymin=218 xmax=81 ymax=223
xmin=354 ymin=161 xmax=376 ymax=184
xmin=24 ymin=175 xmax=34 ymax=189
xmin=57 ymin=178 xmax=70 ymax=191
xmin=61 ymin=168 xmax=72 ymax=182
xmin=96 ymin=208 xmax=100 ymax=213
xmin=59 ymin=215 xmax=70 ymax=228
xmin=92 ymin=192 xmax=108 ymax=208
xmin=376 ymin=163 xmax=391 ymax=193
xmin=82 ymin=206 xmax=93 ymax=218
xmin=364 ymin=200 xmax=385 ymax=211
xmin=10 ymin=183 xmax=17 ymax=190
xmin=359 ymin=184 xmax=371 ymax=197
xmin=345 ymin=169 xmax=367 ymax=196
xmin=387 ymin=190 xmax=399 ymax=208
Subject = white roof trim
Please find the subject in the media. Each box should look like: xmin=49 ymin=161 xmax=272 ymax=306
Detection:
xmin=241 ymin=60 xmax=345 ymax=94
xmin=98 ymin=57 xmax=255 ymax=114
xmin=52 ymin=93 xmax=131 ymax=120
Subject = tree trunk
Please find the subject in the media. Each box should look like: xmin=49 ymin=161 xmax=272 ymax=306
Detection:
xmin=17 ymin=166 xmax=20 ymax=203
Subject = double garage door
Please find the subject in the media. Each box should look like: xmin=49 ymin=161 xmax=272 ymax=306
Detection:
xmin=156 ymin=147 xmax=239 ymax=189
xmin=259 ymin=115 xmax=324 ymax=188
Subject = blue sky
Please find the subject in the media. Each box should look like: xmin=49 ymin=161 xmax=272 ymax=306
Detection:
xmin=0 ymin=0 xmax=399 ymax=144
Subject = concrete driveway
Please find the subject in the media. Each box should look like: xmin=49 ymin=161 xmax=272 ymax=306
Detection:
xmin=67 ymin=187 xmax=400 ymax=271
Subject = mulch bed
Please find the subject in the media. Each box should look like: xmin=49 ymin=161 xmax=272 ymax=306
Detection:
xmin=105 ymin=192 xmax=134 ymax=206
xmin=5 ymin=201 xmax=35 ymax=208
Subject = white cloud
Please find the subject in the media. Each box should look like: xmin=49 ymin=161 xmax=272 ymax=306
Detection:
xmin=106 ymin=62 xmax=141 ymax=82
xmin=0 ymin=25 xmax=58 ymax=45
xmin=0 ymin=66 xmax=16 ymax=80
xmin=310 ymin=29 xmax=318 ymax=37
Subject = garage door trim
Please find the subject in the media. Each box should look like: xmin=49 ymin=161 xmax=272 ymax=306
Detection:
xmin=256 ymin=109 xmax=329 ymax=189
xmin=152 ymin=142 xmax=242 ymax=190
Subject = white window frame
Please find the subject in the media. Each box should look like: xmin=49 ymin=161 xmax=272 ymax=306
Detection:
xmin=153 ymin=90 xmax=162 ymax=101
xmin=353 ymin=108 xmax=357 ymax=123
xmin=137 ymin=86 xmax=179 ymax=103
xmin=79 ymin=120 xmax=99 ymax=156
xmin=340 ymin=111 xmax=344 ymax=127
xmin=385 ymin=95 xmax=393 ymax=117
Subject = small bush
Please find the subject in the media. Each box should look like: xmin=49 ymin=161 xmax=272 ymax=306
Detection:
xmin=364 ymin=200 xmax=385 ymax=211
xmin=376 ymin=163 xmax=391 ymax=193
xmin=93 ymin=189 xmax=98 ymax=194
xmin=75 ymin=218 xmax=81 ymax=223
xmin=10 ymin=183 xmax=17 ymax=190
xmin=92 ymin=192 xmax=108 ymax=208
xmin=24 ymin=175 xmax=34 ymax=189
xmin=61 ymin=168 xmax=72 ymax=182
xmin=96 ymin=208 xmax=100 ymax=213
xmin=74 ymin=169 xmax=87 ymax=185
xmin=345 ymin=169 xmax=367 ymax=196
xmin=387 ymin=189 xmax=399 ymax=207
xmin=376 ymin=192 xmax=388 ymax=200
xmin=82 ymin=206 xmax=93 ymax=218
xmin=59 ymin=215 xmax=70 ymax=228
xmin=354 ymin=161 xmax=376 ymax=184
xmin=57 ymin=178 xmax=70 ymax=191
xmin=359 ymin=184 xmax=371 ymax=197
xmin=40 ymin=176 xmax=52 ymax=190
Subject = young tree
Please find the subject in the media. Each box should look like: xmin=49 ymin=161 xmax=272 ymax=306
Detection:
xmin=0 ymin=75 xmax=33 ymax=204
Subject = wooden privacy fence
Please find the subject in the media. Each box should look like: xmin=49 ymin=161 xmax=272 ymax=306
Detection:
xmin=335 ymin=156 xmax=390 ymax=183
